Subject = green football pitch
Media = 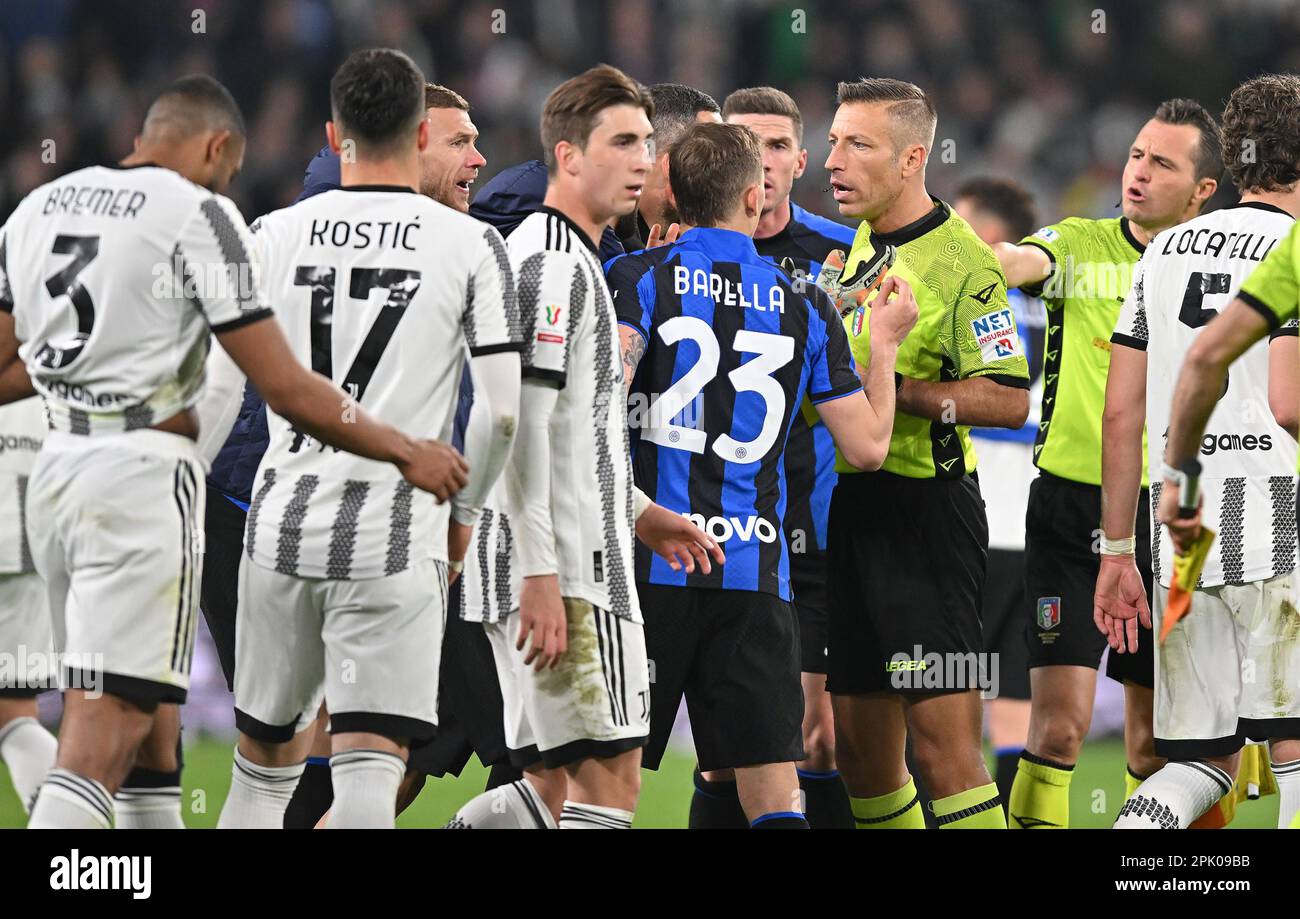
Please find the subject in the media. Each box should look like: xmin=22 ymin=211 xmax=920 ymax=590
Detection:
xmin=0 ymin=735 xmax=1282 ymax=828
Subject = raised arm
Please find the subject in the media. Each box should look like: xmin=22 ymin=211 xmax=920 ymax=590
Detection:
xmin=992 ymin=241 xmax=1053 ymax=291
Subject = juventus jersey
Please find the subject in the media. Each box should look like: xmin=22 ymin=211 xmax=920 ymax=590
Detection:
xmin=0 ymin=398 xmax=45 ymax=574
xmin=1113 ymin=201 xmax=1298 ymax=587
xmin=246 ymin=185 xmax=520 ymax=580
xmin=507 ymin=208 xmax=639 ymax=621
xmin=459 ymin=485 xmax=519 ymax=624
xmin=0 ymin=164 xmax=271 ymax=437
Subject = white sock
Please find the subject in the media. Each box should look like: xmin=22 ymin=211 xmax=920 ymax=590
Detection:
xmin=0 ymin=717 xmax=58 ymax=815
xmin=558 ymin=800 xmax=634 ymax=829
xmin=445 ymin=778 xmax=557 ymax=829
xmin=1271 ymin=758 xmax=1300 ymax=829
xmin=1114 ymin=761 xmax=1232 ymax=829
xmin=217 ymin=747 xmax=304 ymax=829
xmin=115 ymin=775 xmax=185 ymax=829
xmin=28 ymin=767 xmax=113 ymax=829
xmin=326 ymin=749 xmax=405 ymax=829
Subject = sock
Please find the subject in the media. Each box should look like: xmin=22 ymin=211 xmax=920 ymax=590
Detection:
xmin=1271 ymin=758 xmax=1300 ymax=830
xmin=850 ymin=776 xmax=925 ymax=829
xmin=28 ymin=767 xmax=113 ymax=829
xmin=326 ymin=749 xmax=405 ymax=829
xmin=933 ymin=782 xmax=1006 ymax=829
xmin=283 ymin=756 xmax=333 ymax=829
xmin=485 ymin=762 xmax=524 ymax=791
xmin=1114 ymin=761 xmax=1232 ymax=828
xmin=0 ymin=717 xmax=57 ymax=815
xmin=559 ymin=800 xmax=634 ymax=829
xmin=217 ymin=747 xmax=304 ymax=829
xmin=749 ymin=810 xmax=809 ymax=829
xmin=1124 ymin=764 xmax=1148 ymax=801
xmin=115 ymin=765 xmax=184 ymax=829
xmin=797 ymin=769 xmax=854 ymax=829
xmin=445 ymin=778 xmax=556 ymax=829
xmin=1008 ymin=751 xmax=1073 ymax=829
xmin=993 ymin=746 xmax=1022 ymax=816
xmin=688 ymin=766 xmax=748 ymax=829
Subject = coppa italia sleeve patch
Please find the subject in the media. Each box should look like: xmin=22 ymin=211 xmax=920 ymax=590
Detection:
xmin=971 ymin=308 xmax=1022 ymax=362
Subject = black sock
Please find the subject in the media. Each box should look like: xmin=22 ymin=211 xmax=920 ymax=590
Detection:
xmin=283 ymin=757 xmax=333 ymax=829
xmin=688 ymin=766 xmax=749 ymax=829
xmin=122 ymin=764 xmax=180 ymax=788
xmin=751 ymin=811 xmax=810 ymax=829
xmin=798 ymin=769 xmax=854 ymax=829
xmin=994 ymin=746 xmax=1023 ymax=816
xmin=485 ymin=763 xmax=523 ymax=791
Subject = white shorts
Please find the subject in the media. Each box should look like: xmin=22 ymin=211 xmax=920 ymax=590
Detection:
xmin=233 ymin=556 xmax=447 ymax=743
xmin=25 ymin=430 xmax=204 ymax=704
xmin=0 ymin=571 xmax=54 ymax=697
xmin=1154 ymin=571 xmax=1300 ymax=758
xmin=485 ymin=599 xmax=649 ymax=769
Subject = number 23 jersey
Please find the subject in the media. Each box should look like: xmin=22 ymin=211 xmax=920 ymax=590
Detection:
xmin=608 ymin=226 xmax=861 ymax=600
xmin=247 ymin=186 xmax=520 ymax=579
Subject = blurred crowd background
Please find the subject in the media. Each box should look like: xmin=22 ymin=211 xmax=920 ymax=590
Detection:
xmin=3 ymin=0 xmax=1300 ymax=226
xmin=3 ymin=0 xmax=1292 ymax=736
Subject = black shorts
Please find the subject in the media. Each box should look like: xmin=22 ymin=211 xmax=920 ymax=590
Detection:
xmin=1023 ymin=472 xmax=1154 ymax=688
xmin=790 ymin=549 xmax=829 ymax=675
xmin=982 ymin=548 xmax=1031 ymax=701
xmin=639 ymin=583 xmax=804 ymax=772
xmin=198 ymin=485 xmax=245 ymax=691
xmin=826 ymin=471 xmax=988 ymax=696
xmin=400 ymin=581 xmax=512 ymax=777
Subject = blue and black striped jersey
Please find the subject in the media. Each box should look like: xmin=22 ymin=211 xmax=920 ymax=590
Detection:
xmin=754 ymin=204 xmax=855 ymax=591
xmin=607 ymin=226 xmax=860 ymax=600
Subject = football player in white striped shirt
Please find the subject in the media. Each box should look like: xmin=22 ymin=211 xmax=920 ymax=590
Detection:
xmin=0 ymin=397 xmax=56 ymax=819
xmin=449 ymin=66 xmax=722 ymax=830
xmin=1097 ymin=74 xmax=1300 ymax=829
xmin=0 ymin=75 xmax=469 ymax=830
xmin=215 ymin=50 xmax=522 ymax=829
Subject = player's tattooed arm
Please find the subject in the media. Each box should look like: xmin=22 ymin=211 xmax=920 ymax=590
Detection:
xmin=620 ymin=326 xmax=646 ymax=394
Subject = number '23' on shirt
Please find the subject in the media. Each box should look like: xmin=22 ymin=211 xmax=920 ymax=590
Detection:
xmin=606 ymin=226 xmax=861 ymax=600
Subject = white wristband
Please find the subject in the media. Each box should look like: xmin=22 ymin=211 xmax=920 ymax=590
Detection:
xmin=448 ymin=559 xmax=464 ymax=575
xmin=633 ymin=486 xmax=652 ymax=521
xmin=1160 ymin=461 xmax=1186 ymax=486
xmin=1100 ymin=535 xmax=1136 ymax=556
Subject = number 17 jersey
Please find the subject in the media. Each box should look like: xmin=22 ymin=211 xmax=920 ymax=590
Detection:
xmin=607 ymin=226 xmax=861 ymax=599
xmin=247 ymin=186 xmax=520 ymax=580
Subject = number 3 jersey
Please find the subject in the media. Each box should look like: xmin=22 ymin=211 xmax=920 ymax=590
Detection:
xmin=1112 ymin=201 xmax=1298 ymax=587
xmin=0 ymin=164 xmax=272 ymax=436
xmin=247 ymin=186 xmax=520 ymax=580
xmin=607 ymin=226 xmax=862 ymax=600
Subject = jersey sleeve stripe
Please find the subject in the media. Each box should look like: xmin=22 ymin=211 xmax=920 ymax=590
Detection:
xmin=977 ymin=372 xmax=1032 ymax=390
xmin=807 ymin=382 xmax=863 ymax=405
xmin=209 ymin=306 xmax=273 ymax=334
xmin=1110 ymin=332 xmax=1148 ymax=351
xmin=1239 ymin=289 xmax=1285 ymax=331
xmin=618 ymin=318 xmax=648 ymax=343
xmin=522 ymin=366 xmax=565 ymax=385
xmin=0 ymin=235 xmax=12 ymax=313
xmin=469 ymin=341 xmax=526 ymax=357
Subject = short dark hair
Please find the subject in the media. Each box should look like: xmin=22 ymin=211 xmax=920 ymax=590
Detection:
xmin=1220 ymin=75 xmax=1300 ymax=193
xmin=143 ymin=74 xmax=245 ymax=139
xmin=1152 ymin=98 xmax=1223 ymax=183
xmin=669 ymin=123 xmax=763 ymax=227
xmin=955 ymin=176 xmax=1038 ymax=241
xmin=835 ymin=78 xmax=936 ymax=151
xmin=425 ymin=83 xmax=469 ymax=111
xmin=649 ymin=83 xmax=720 ymax=154
xmin=541 ymin=64 xmax=653 ymax=175
xmin=330 ymin=48 xmax=426 ymax=156
xmin=722 ymin=86 xmax=803 ymax=144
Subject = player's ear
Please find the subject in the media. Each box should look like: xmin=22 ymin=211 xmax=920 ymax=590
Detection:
xmin=901 ymin=142 xmax=926 ymax=179
xmin=206 ymin=129 xmax=232 ymax=166
xmin=1193 ymin=176 xmax=1218 ymax=209
xmin=326 ymin=121 xmax=341 ymax=155
xmin=415 ymin=116 xmax=430 ymax=154
xmin=744 ymin=180 xmax=762 ymax=219
xmin=555 ymin=140 xmax=578 ymax=176
xmin=794 ymin=147 xmax=808 ymax=180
